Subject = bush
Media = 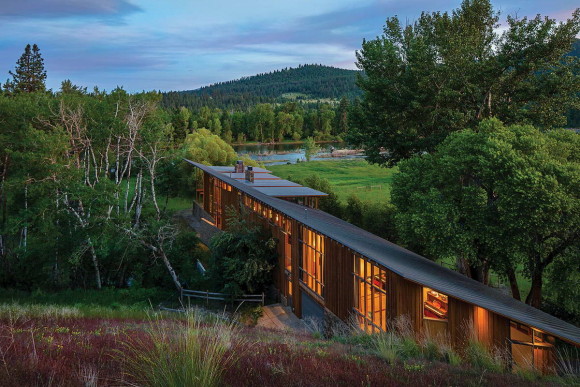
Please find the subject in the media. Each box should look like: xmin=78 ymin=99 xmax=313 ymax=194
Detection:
xmin=208 ymin=208 xmax=277 ymax=295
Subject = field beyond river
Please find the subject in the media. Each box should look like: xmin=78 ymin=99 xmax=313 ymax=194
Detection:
xmin=268 ymin=160 xmax=398 ymax=203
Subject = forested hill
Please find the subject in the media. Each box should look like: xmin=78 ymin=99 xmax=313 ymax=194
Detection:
xmin=162 ymin=64 xmax=362 ymax=110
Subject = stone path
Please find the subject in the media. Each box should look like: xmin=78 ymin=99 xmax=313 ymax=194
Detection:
xmin=257 ymin=303 xmax=307 ymax=332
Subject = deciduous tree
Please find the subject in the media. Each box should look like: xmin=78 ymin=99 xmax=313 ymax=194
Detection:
xmin=354 ymin=0 xmax=580 ymax=166
xmin=391 ymin=119 xmax=580 ymax=307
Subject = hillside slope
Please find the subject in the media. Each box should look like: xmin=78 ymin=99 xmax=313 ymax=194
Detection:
xmin=162 ymin=64 xmax=362 ymax=110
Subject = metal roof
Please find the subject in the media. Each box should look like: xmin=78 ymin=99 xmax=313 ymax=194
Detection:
xmin=239 ymin=179 xmax=302 ymax=187
xmin=208 ymin=166 xmax=271 ymax=173
xmin=219 ymin=173 xmax=281 ymax=180
xmin=253 ymin=186 xmax=328 ymax=197
xmin=186 ymin=159 xmax=580 ymax=345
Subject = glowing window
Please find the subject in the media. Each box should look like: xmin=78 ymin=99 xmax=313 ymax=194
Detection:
xmin=423 ymin=287 xmax=448 ymax=321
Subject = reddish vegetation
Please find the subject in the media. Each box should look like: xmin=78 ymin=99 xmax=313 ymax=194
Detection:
xmin=0 ymin=318 xmax=549 ymax=386
xmin=0 ymin=317 xmax=156 ymax=386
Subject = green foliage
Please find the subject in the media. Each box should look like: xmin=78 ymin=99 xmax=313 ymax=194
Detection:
xmin=238 ymin=305 xmax=264 ymax=326
xmin=0 ymin=86 xmax=202 ymax=292
xmin=182 ymin=128 xmax=238 ymax=166
xmin=355 ymin=0 xmax=580 ymax=165
xmin=249 ymin=104 xmax=275 ymax=142
xmin=543 ymin=251 xmax=580 ymax=325
xmin=301 ymin=175 xmax=342 ymax=218
xmin=6 ymin=44 xmax=47 ymax=93
xmin=162 ymin=64 xmax=362 ymax=111
xmin=303 ymin=137 xmax=319 ymax=161
xmin=392 ymin=119 xmax=580 ymax=308
xmin=208 ymin=210 xmax=277 ymax=295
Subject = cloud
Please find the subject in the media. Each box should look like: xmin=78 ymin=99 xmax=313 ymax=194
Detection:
xmin=0 ymin=0 xmax=141 ymax=19
xmin=1 ymin=0 xmax=577 ymax=92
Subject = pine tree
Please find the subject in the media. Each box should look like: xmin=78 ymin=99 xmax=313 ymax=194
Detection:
xmin=8 ymin=44 xmax=47 ymax=93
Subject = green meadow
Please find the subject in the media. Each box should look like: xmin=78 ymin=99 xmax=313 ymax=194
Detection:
xmin=268 ymin=159 xmax=397 ymax=203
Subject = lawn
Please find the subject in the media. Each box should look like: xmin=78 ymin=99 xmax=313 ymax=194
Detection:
xmin=268 ymin=160 xmax=397 ymax=203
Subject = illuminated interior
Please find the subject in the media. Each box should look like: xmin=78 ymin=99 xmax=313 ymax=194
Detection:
xmin=423 ymin=287 xmax=448 ymax=321
xmin=299 ymin=228 xmax=324 ymax=297
xmin=353 ymin=255 xmax=387 ymax=332
xmin=510 ymin=321 xmax=554 ymax=370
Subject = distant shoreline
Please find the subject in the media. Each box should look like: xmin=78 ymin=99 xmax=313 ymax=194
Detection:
xmin=232 ymin=140 xmax=341 ymax=146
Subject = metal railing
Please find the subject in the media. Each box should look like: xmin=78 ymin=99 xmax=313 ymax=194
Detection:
xmin=180 ymin=289 xmax=265 ymax=307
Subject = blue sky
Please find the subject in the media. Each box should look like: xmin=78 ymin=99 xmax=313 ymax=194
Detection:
xmin=0 ymin=0 xmax=577 ymax=92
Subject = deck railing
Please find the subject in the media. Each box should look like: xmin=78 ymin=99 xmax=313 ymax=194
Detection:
xmin=180 ymin=289 xmax=265 ymax=307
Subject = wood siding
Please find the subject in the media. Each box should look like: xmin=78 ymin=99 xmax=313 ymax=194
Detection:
xmin=197 ymin=169 xmax=556 ymax=372
xmin=322 ymin=238 xmax=353 ymax=320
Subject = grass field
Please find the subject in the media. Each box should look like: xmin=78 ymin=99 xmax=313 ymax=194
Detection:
xmin=268 ymin=160 xmax=397 ymax=203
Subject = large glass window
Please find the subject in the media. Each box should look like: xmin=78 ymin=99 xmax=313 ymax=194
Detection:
xmin=353 ymin=255 xmax=387 ymax=333
xmin=423 ymin=287 xmax=448 ymax=321
xmin=299 ymin=228 xmax=324 ymax=297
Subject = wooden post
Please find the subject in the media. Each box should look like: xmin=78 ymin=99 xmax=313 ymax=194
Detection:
xmin=262 ymin=293 xmax=265 ymax=306
xmin=206 ymin=290 xmax=209 ymax=306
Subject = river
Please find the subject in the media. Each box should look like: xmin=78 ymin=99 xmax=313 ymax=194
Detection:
xmin=233 ymin=142 xmax=365 ymax=166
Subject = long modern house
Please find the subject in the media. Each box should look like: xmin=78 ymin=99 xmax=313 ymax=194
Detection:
xmin=187 ymin=159 xmax=580 ymax=373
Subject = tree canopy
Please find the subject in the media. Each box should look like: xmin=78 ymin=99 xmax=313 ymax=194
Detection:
xmin=181 ymin=128 xmax=238 ymax=166
xmin=391 ymin=119 xmax=580 ymax=308
xmin=162 ymin=64 xmax=362 ymax=110
xmin=353 ymin=0 xmax=580 ymax=166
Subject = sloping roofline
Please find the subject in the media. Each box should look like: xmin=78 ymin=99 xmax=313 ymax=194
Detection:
xmin=186 ymin=159 xmax=580 ymax=345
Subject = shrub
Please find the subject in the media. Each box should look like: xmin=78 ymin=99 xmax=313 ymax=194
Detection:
xmin=208 ymin=208 xmax=277 ymax=296
xmin=399 ymin=337 xmax=422 ymax=360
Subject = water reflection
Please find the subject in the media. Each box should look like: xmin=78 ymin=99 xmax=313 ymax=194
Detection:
xmin=233 ymin=142 xmax=365 ymax=166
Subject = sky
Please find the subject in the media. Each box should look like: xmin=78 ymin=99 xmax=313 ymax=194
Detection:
xmin=0 ymin=0 xmax=578 ymax=92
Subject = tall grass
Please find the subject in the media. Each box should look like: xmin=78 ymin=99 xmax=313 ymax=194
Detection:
xmin=370 ymin=316 xmax=472 ymax=368
xmin=0 ymin=301 xmax=159 ymax=320
xmin=374 ymin=332 xmax=400 ymax=364
xmin=121 ymin=310 xmax=243 ymax=387
xmin=556 ymin=347 xmax=580 ymax=378
xmin=0 ymin=303 xmax=82 ymax=319
xmin=464 ymin=339 xmax=506 ymax=373
xmin=0 ymin=287 xmax=175 ymax=319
